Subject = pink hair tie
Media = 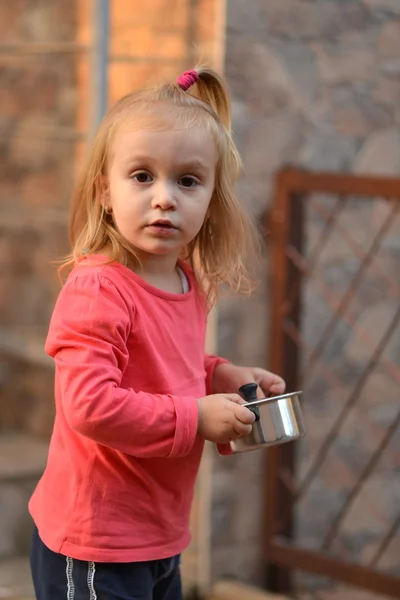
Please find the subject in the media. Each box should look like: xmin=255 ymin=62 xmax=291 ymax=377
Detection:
xmin=177 ymin=69 xmax=199 ymax=91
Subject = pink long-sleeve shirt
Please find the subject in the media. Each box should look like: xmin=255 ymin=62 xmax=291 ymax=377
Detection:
xmin=29 ymin=256 xmax=227 ymax=562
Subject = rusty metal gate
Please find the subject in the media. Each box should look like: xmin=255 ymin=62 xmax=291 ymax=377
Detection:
xmin=265 ymin=169 xmax=400 ymax=598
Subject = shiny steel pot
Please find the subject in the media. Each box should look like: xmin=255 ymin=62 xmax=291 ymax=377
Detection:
xmin=228 ymin=383 xmax=306 ymax=453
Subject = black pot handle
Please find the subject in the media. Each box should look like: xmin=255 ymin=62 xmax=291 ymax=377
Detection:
xmin=238 ymin=383 xmax=260 ymax=422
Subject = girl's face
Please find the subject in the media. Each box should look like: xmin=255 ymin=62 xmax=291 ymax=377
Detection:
xmin=106 ymin=126 xmax=218 ymax=266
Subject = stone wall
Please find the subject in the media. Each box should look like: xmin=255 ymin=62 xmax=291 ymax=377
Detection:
xmin=0 ymin=0 xmax=77 ymax=436
xmin=210 ymin=0 xmax=400 ymax=589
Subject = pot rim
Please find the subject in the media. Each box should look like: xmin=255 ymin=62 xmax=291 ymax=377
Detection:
xmin=244 ymin=390 xmax=303 ymax=408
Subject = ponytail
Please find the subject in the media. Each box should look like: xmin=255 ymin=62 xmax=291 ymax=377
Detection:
xmin=177 ymin=67 xmax=231 ymax=131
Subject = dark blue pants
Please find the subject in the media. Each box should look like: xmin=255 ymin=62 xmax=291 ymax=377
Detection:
xmin=30 ymin=526 xmax=183 ymax=600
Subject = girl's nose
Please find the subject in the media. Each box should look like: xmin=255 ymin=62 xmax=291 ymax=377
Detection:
xmin=152 ymin=182 xmax=177 ymax=211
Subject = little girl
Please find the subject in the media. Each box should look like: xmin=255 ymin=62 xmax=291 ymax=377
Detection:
xmin=29 ymin=67 xmax=285 ymax=600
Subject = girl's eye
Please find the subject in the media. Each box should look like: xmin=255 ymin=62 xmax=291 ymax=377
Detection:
xmin=178 ymin=176 xmax=198 ymax=188
xmin=132 ymin=172 xmax=153 ymax=183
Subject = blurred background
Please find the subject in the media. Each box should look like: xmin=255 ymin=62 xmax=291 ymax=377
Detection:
xmin=0 ymin=1 xmax=399 ymax=599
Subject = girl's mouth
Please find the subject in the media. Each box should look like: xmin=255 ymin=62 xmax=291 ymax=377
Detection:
xmin=146 ymin=221 xmax=178 ymax=236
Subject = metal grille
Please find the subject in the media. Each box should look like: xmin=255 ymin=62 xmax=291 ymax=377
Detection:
xmin=264 ymin=169 xmax=400 ymax=599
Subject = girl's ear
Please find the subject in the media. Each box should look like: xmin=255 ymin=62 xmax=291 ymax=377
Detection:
xmin=98 ymin=175 xmax=111 ymax=209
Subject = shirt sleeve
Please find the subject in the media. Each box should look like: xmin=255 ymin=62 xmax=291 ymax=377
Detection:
xmin=217 ymin=443 xmax=234 ymax=456
xmin=204 ymin=354 xmax=230 ymax=395
xmin=204 ymin=355 xmax=232 ymax=456
xmin=45 ymin=271 xmax=199 ymax=459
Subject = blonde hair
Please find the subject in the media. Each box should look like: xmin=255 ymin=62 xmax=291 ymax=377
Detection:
xmin=61 ymin=66 xmax=260 ymax=302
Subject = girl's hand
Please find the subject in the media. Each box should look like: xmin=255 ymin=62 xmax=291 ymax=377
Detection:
xmin=197 ymin=393 xmax=255 ymax=443
xmin=212 ymin=363 xmax=286 ymax=399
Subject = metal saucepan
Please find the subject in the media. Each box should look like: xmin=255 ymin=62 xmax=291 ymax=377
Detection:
xmin=227 ymin=382 xmax=306 ymax=453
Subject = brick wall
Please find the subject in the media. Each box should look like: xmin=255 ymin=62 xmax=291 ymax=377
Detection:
xmin=0 ymin=0 xmax=77 ymax=435
xmin=0 ymin=0 xmax=223 ymax=593
xmin=0 ymin=0 xmax=223 ymax=433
